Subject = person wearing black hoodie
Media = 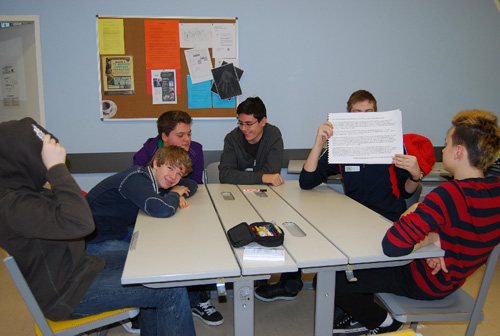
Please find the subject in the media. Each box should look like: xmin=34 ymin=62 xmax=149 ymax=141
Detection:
xmin=0 ymin=118 xmax=195 ymax=336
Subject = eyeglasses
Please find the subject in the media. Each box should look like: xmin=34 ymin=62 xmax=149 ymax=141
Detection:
xmin=237 ymin=120 xmax=258 ymax=128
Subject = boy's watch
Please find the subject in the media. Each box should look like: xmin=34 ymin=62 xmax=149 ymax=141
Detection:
xmin=409 ymin=171 xmax=423 ymax=182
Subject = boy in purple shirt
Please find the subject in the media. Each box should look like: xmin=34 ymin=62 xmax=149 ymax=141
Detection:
xmin=133 ymin=110 xmax=204 ymax=184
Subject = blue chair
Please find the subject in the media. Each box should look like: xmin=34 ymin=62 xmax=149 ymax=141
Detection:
xmin=377 ymin=243 xmax=500 ymax=336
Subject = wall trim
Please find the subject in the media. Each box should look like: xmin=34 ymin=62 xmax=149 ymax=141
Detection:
xmin=67 ymin=147 xmax=444 ymax=174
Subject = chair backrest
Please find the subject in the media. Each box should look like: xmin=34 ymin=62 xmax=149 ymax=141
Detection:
xmin=1 ymin=247 xmax=56 ymax=335
xmin=377 ymin=242 xmax=500 ymax=336
xmin=1 ymin=247 xmax=139 ymax=336
xmin=405 ymin=183 xmax=422 ymax=209
xmin=205 ymin=161 xmax=220 ymax=184
xmin=466 ymin=242 xmax=500 ymax=335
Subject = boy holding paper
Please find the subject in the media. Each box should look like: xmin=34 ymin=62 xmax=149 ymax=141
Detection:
xmin=300 ymin=89 xmax=427 ymax=221
xmin=255 ymin=90 xmax=434 ymax=302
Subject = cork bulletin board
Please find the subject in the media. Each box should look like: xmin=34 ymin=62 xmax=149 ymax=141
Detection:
xmin=97 ymin=16 xmax=239 ymax=120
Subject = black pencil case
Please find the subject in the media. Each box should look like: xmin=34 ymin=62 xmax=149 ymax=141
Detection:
xmin=227 ymin=221 xmax=285 ymax=248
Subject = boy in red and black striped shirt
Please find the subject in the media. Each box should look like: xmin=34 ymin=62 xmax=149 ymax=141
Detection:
xmin=334 ymin=109 xmax=500 ymax=335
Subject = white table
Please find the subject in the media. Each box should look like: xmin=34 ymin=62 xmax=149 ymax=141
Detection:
xmin=121 ymin=182 xmax=442 ymax=336
xmin=270 ymin=180 xmax=443 ymax=269
xmin=270 ymin=176 xmax=445 ymax=331
xmin=122 ymin=185 xmax=240 ymax=285
xmin=235 ymin=184 xmax=347 ymax=336
xmin=121 ymin=186 xmax=242 ymax=331
xmin=206 ymin=183 xmax=297 ymax=276
xmin=269 ymin=180 xmax=443 ymax=335
xmin=206 ymin=183 xmax=297 ymax=336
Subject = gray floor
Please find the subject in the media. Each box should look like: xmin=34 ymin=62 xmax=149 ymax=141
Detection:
xmin=107 ymin=288 xmax=316 ymax=336
xmin=104 ymin=264 xmax=500 ymax=335
xmin=2 ymin=266 xmax=500 ymax=335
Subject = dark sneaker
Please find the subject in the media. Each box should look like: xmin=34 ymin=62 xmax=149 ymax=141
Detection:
xmin=192 ymin=299 xmax=224 ymax=326
xmin=365 ymin=320 xmax=403 ymax=335
xmin=334 ymin=306 xmax=346 ymax=323
xmin=254 ymin=283 xmax=298 ymax=302
xmin=332 ymin=312 xmax=368 ymax=335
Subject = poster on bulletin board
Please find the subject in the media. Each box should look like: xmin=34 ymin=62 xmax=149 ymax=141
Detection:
xmin=96 ymin=16 xmax=240 ymax=120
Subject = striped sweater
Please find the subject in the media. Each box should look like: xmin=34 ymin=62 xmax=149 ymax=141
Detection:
xmin=383 ymin=175 xmax=500 ymax=298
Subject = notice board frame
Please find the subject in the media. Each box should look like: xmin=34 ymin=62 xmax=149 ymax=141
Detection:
xmin=96 ymin=15 xmax=238 ymax=120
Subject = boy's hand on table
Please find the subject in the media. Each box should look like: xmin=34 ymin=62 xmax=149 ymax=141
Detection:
xmin=262 ymin=173 xmax=285 ymax=186
xmin=171 ymin=185 xmax=190 ymax=197
xmin=178 ymin=196 xmax=189 ymax=209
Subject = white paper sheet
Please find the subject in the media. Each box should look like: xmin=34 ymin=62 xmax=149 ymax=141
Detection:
xmin=179 ymin=23 xmax=213 ymax=49
xmin=184 ymin=47 xmax=213 ymax=84
xmin=151 ymin=69 xmax=176 ymax=104
xmin=212 ymin=23 xmax=237 ymax=59
xmin=327 ymin=110 xmax=404 ymax=164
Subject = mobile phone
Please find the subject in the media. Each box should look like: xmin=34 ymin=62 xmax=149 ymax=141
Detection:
xmin=32 ymin=124 xmax=45 ymax=140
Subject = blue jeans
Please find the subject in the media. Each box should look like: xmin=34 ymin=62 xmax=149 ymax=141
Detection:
xmin=86 ymin=225 xmax=210 ymax=309
xmin=71 ymin=250 xmax=195 ymax=336
xmin=86 ymin=239 xmax=130 ymax=253
xmin=279 ymin=270 xmax=304 ymax=294
xmin=85 ymin=225 xmax=134 ymax=254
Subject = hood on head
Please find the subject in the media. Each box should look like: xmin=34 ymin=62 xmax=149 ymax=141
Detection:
xmin=0 ymin=118 xmax=53 ymax=191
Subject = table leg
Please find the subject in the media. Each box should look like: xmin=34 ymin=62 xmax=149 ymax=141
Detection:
xmin=233 ymin=277 xmax=255 ymax=336
xmin=314 ymin=268 xmax=336 ymax=336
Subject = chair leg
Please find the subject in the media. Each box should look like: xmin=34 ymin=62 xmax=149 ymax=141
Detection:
xmin=410 ymin=322 xmax=418 ymax=331
xmin=98 ymin=329 xmax=109 ymax=336
xmin=88 ymin=328 xmax=108 ymax=336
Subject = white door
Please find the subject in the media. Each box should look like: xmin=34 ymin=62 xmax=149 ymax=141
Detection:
xmin=0 ymin=15 xmax=45 ymax=126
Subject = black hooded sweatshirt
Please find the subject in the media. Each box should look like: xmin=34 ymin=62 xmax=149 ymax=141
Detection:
xmin=0 ymin=118 xmax=104 ymax=320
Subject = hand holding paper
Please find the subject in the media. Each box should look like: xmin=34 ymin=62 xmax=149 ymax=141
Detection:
xmin=392 ymin=153 xmax=421 ymax=180
xmin=316 ymin=121 xmax=334 ymax=146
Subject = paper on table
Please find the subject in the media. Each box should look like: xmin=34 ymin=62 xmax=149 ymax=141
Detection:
xmin=328 ymin=110 xmax=403 ymax=164
xmin=243 ymin=247 xmax=285 ymax=261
